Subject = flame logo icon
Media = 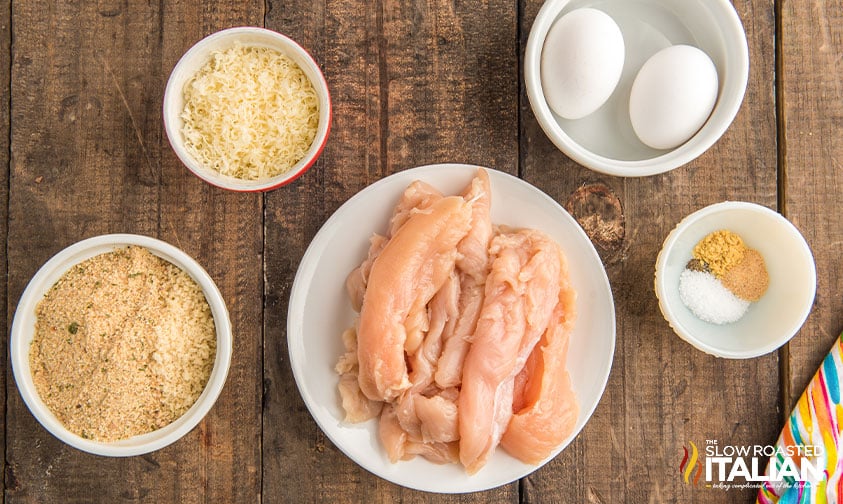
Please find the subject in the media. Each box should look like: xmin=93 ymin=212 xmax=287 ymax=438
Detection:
xmin=679 ymin=441 xmax=703 ymax=485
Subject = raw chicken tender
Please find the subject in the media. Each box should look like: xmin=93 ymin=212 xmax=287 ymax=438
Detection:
xmin=408 ymin=271 xmax=460 ymax=392
xmin=356 ymin=195 xmax=472 ymax=402
xmin=379 ymin=404 xmax=459 ymax=464
xmin=335 ymin=168 xmax=579 ymax=473
xmin=458 ymin=229 xmax=564 ymax=474
xmin=502 ymin=259 xmax=578 ymax=464
xmin=345 ymin=234 xmax=388 ymax=312
xmin=435 ymin=168 xmax=492 ymax=388
xmin=335 ymin=328 xmax=383 ymax=422
xmin=346 ymin=180 xmax=442 ymax=312
xmin=388 ymin=180 xmax=443 ymax=237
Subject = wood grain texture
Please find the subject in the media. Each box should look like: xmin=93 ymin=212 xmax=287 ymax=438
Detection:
xmin=518 ymin=1 xmax=779 ymax=502
xmin=0 ymin=0 xmax=9 ymax=497
xmin=780 ymin=0 xmax=843 ymax=407
xmin=157 ymin=2 xmax=264 ymax=503
xmin=1 ymin=0 xmax=838 ymax=502
xmin=262 ymin=0 xmax=520 ymax=502
xmin=5 ymin=1 xmax=263 ymax=502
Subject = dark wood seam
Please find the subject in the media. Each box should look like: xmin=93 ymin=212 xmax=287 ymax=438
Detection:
xmin=774 ymin=0 xmax=792 ymax=427
xmin=260 ymin=4 xmax=268 ymax=504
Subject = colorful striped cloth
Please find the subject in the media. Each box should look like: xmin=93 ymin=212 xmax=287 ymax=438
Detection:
xmin=757 ymin=335 xmax=843 ymax=503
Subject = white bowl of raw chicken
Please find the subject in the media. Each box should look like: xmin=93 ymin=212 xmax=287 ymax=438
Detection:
xmin=287 ymin=164 xmax=615 ymax=493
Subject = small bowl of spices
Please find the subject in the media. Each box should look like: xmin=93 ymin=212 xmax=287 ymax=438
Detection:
xmin=10 ymin=234 xmax=232 ymax=456
xmin=163 ymin=27 xmax=331 ymax=191
xmin=655 ymin=202 xmax=816 ymax=358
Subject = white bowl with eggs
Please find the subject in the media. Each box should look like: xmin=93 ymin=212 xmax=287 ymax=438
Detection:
xmin=10 ymin=234 xmax=233 ymax=456
xmin=525 ymin=0 xmax=749 ymax=177
xmin=654 ymin=203 xmax=816 ymax=358
xmin=163 ymin=27 xmax=331 ymax=191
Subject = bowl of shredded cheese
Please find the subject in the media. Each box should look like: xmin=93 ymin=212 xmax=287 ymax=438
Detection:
xmin=163 ymin=27 xmax=331 ymax=191
xmin=10 ymin=234 xmax=233 ymax=456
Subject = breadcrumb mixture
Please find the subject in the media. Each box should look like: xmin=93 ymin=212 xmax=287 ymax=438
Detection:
xmin=29 ymin=246 xmax=216 ymax=442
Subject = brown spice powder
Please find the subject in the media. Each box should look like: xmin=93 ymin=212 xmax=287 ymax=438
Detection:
xmin=722 ymin=248 xmax=769 ymax=301
xmin=693 ymin=230 xmax=746 ymax=278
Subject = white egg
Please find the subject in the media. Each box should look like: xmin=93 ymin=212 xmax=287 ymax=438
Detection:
xmin=629 ymin=45 xmax=719 ymax=150
xmin=541 ymin=8 xmax=625 ymax=120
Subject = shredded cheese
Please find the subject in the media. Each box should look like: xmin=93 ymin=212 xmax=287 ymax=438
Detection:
xmin=181 ymin=43 xmax=319 ymax=180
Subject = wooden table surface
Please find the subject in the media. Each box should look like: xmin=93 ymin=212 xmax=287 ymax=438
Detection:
xmin=1 ymin=1 xmax=841 ymax=502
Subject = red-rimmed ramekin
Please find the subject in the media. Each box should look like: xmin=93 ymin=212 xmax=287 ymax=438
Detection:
xmin=163 ymin=26 xmax=331 ymax=192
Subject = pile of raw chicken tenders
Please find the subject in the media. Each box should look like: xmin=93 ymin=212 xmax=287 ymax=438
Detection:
xmin=336 ymin=168 xmax=579 ymax=474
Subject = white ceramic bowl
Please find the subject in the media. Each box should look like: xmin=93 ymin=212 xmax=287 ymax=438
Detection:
xmin=525 ymin=0 xmax=749 ymax=176
xmin=654 ymin=202 xmax=816 ymax=358
xmin=163 ymin=26 xmax=332 ymax=191
xmin=10 ymin=234 xmax=233 ymax=456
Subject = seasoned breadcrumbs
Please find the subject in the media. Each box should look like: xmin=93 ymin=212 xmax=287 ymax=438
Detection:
xmin=29 ymin=246 xmax=216 ymax=442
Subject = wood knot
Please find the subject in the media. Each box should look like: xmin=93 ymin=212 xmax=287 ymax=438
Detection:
xmin=5 ymin=462 xmax=20 ymax=492
xmin=565 ymin=183 xmax=625 ymax=260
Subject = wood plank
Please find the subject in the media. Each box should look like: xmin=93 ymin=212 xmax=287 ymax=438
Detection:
xmin=157 ymin=3 xmax=264 ymax=503
xmin=518 ymin=1 xmax=779 ymax=502
xmin=262 ymin=0 xmax=520 ymax=501
xmin=780 ymin=1 xmax=843 ymax=407
xmin=5 ymin=2 xmax=262 ymax=502
xmin=0 ymin=0 xmax=10 ymax=497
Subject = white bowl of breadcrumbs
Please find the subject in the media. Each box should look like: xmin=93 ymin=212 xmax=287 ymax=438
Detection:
xmin=10 ymin=234 xmax=232 ymax=456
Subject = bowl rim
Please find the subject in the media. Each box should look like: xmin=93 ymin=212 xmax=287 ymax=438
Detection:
xmin=524 ymin=0 xmax=750 ymax=177
xmin=654 ymin=202 xmax=817 ymax=358
xmin=163 ymin=26 xmax=332 ymax=192
xmin=10 ymin=233 xmax=233 ymax=456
